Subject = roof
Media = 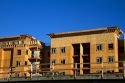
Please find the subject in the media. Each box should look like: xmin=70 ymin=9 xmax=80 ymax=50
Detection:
xmin=0 ymin=34 xmax=35 ymax=41
xmin=47 ymin=27 xmax=123 ymax=38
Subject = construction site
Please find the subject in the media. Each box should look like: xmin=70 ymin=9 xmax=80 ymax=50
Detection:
xmin=0 ymin=27 xmax=125 ymax=82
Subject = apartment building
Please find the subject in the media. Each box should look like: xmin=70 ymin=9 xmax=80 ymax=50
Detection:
xmin=48 ymin=27 xmax=123 ymax=75
xmin=0 ymin=34 xmax=43 ymax=78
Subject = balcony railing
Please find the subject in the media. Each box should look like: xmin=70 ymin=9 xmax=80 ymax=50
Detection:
xmin=73 ymin=54 xmax=89 ymax=57
xmin=30 ymin=54 xmax=40 ymax=59
xmin=0 ymin=40 xmax=42 ymax=48
xmin=73 ymin=55 xmax=79 ymax=57
xmin=29 ymin=40 xmax=41 ymax=46
xmin=82 ymin=54 xmax=89 ymax=56
xmin=29 ymin=51 xmax=40 ymax=59
xmin=28 ymin=54 xmax=41 ymax=62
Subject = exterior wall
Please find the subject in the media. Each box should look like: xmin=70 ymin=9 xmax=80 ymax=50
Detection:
xmin=50 ymin=32 xmax=119 ymax=75
xmin=0 ymin=36 xmax=42 ymax=78
xmin=12 ymin=46 xmax=30 ymax=77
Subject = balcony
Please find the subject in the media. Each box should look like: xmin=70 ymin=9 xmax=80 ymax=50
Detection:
xmin=0 ymin=40 xmax=42 ymax=48
xmin=32 ymin=54 xmax=40 ymax=58
xmin=73 ymin=55 xmax=79 ymax=58
xmin=0 ymin=41 xmax=25 ymax=48
xmin=29 ymin=40 xmax=41 ymax=46
xmin=29 ymin=53 xmax=41 ymax=62
xmin=29 ymin=56 xmax=40 ymax=62
xmin=82 ymin=54 xmax=89 ymax=57
xmin=28 ymin=62 xmax=40 ymax=73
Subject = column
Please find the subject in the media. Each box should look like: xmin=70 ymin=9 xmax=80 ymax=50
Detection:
xmin=80 ymin=44 xmax=83 ymax=75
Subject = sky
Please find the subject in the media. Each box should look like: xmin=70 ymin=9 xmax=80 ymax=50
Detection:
xmin=0 ymin=0 xmax=125 ymax=43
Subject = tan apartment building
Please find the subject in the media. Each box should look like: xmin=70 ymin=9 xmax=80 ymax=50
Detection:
xmin=0 ymin=34 xmax=43 ymax=78
xmin=48 ymin=27 xmax=123 ymax=75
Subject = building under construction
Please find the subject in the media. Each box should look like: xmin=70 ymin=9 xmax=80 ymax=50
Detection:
xmin=0 ymin=27 xmax=125 ymax=80
xmin=48 ymin=27 xmax=125 ymax=75
xmin=0 ymin=34 xmax=44 ymax=78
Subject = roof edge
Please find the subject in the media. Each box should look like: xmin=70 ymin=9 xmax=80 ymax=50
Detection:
xmin=47 ymin=27 xmax=123 ymax=38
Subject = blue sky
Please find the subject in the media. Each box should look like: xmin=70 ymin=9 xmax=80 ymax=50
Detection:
xmin=0 ymin=0 xmax=125 ymax=43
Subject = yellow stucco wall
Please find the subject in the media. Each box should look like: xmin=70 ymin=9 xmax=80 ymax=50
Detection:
xmin=0 ymin=36 xmax=42 ymax=78
xmin=50 ymin=32 xmax=119 ymax=75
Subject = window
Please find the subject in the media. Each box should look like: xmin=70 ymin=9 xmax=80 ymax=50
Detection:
xmin=61 ymin=59 xmax=65 ymax=64
xmin=96 ymin=44 xmax=102 ymax=51
xmin=52 ymin=59 xmax=56 ymax=64
xmin=108 ymin=56 xmax=114 ymax=63
xmin=26 ymin=50 xmax=28 ymax=55
xmin=25 ymin=61 xmax=27 ymax=65
xmin=31 ymin=51 xmax=34 ymax=58
xmin=31 ymin=51 xmax=34 ymax=55
xmin=17 ymin=50 xmax=21 ymax=55
xmin=108 ymin=43 xmax=114 ymax=50
xmin=16 ymin=73 xmax=20 ymax=77
xmin=96 ymin=57 xmax=102 ymax=64
xmin=16 ymin=61 xmax=21 ymax=67
xmin=61 ymin=47 xmax=65 ymax=53
xmin=51 ymin=48 xmax=56 ymax=54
